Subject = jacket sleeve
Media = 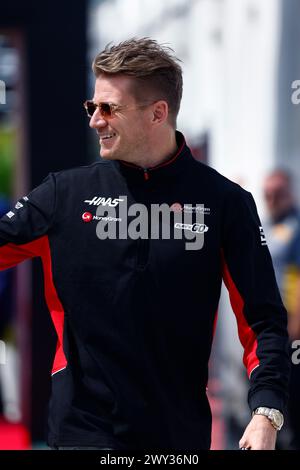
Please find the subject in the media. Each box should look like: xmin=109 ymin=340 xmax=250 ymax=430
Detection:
xmin=0 ymin=173 xmax=56 ymax=270
xmin=221 ymin=185 xmax=290 ymax=414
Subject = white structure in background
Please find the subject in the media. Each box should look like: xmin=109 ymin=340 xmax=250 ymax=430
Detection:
xmin=89 ymin=0 xmax=288 ymax=205
xmin=89 ymin=0 xmax=300 ymax=446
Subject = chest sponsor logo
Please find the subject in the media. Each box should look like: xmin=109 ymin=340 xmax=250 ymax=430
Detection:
xmin=82 ymin=196 xmax=209 ymax=251
xmin=174 ymin=222 xmax=209 ymax=234
xmin=84 ymin=196 xmax=124 ymax=207
xmin=82 ymin=212 xmax=121 ymax=223
xmin=82 ymin=212 xmax=93 ymax=222
xmin=170 ymin=202 xmax=182 ymax=212
xmin=170 ymin=203 xmax=211 ymax=214
xmin=183 ymin=204 xmax=210 ymax=214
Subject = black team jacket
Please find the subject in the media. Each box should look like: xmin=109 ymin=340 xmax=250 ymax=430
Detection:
xmin=0 ymin=131 xmax=290 ymax=450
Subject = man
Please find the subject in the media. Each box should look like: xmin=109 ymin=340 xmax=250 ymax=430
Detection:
xmin=263 ymin=169 xmax=300 ymax=340
xmin=0 ymin=38 xmax=290 ymax=450
xmin=263 ymin=169 xmax=300 ymax=448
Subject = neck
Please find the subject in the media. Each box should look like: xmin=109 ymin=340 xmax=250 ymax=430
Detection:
xmin=131 ymin=130 xmax=178 ymax=169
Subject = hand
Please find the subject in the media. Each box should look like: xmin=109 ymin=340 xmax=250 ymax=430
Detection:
xmin=239 ymin=414 xmax=277 ymax=450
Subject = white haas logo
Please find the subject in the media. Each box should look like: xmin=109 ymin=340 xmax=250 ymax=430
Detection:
xmin=84 ymin=196 xmax=124 ymax=207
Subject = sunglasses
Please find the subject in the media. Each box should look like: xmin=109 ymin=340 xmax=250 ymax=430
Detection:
xmin=83 ymin=100 xmax=157 ymax=119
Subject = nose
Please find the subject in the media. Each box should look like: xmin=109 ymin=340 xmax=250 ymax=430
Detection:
xmin=89 ymin=109 xmax=108 ymax=130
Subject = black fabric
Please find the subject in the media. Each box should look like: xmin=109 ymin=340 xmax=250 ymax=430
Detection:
xmin=0 ymin=131 xmax=290 ymax=450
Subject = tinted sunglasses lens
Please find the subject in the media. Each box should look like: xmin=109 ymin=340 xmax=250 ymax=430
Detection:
xmin=86 ymin=102 xmax=96 ymax=117
xmin=99 ymin=103 xmax=112 ymax=117
xmin=84 ymin=102 xmax=113 ymax=118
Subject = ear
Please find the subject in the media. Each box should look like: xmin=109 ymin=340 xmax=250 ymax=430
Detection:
xmin=151 ymin=100 xmax=169 ymax=125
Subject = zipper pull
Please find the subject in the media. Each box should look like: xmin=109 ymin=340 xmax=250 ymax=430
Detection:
xmin=143 ymin=169 xmax=149 ymax=181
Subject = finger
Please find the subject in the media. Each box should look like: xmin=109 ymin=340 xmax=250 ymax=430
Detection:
xmin=239 ymin=438 xmax=246 ymax=448
xmin=241 ymin=444 xmax=251 ymax=449
xmin=239 ymin=438 xmax=251 ymax=450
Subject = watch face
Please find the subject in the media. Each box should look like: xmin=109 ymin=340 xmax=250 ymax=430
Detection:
xmin=271 ymin=410 xmax=283 ymax=428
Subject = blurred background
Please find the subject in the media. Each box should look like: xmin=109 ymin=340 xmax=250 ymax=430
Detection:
xmin=0 ymin=0 xmax=300 ymax=450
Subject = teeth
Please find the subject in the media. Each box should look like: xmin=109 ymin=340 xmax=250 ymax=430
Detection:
xmin=101 ymin=133 xmax=116 ymax=140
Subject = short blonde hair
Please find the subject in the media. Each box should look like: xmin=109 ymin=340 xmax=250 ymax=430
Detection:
xmin=92 ymin=38 xmax=183 ymax=128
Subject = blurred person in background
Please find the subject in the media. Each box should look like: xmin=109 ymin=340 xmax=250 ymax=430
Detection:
xmin=263 ymin=169 xmax=300 ymax=449
xmin=0 ymin=38 xmax=290 ymax=450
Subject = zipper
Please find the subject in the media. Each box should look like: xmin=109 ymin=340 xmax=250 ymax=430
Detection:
xmin=143 ymin=168 xmax=150 ymax=181
xmin=136 ymin=238 xmax=150 ymax=270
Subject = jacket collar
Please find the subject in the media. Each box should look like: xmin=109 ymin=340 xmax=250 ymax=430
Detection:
xmin=112 ymin=131 xmax=193 ymax=184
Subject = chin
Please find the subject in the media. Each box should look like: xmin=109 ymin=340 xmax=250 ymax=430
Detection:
xmin=100 ymin=149 xmax=116 ymax=160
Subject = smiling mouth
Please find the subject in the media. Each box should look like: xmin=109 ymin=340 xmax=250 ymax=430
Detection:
xmin=99 ymin=133 xmax=117 ymax=141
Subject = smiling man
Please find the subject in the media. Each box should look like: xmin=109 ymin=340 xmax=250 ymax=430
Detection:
xmin=88 ymin=73 xmax=177 ymax=169
xmin=0 ymin=38 xmax=290 ymax=450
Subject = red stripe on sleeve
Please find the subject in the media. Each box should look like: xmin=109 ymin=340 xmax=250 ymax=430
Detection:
xmin=221 ymin=252 xmax=259 ymax=378
xmin=0 ymin=240 xmax=41 ymax=269
xmin=38 ymin=237 xmax=67 ymax=374
xmin=0 ymin=237 xmax=67 ymax=374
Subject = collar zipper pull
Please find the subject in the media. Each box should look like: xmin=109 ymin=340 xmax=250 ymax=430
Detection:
xmin=143 ymin=169 xmax=149 ymax=181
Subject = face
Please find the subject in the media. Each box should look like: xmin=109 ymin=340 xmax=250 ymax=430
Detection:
xmin=88 ymin=75 xmax=153 ymax=163
xmin=263 ymin=174 xmax=293 ymax=220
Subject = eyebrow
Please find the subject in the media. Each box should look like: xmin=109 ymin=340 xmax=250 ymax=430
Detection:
xmin=91 ymin=99 xmax=114 ymax=104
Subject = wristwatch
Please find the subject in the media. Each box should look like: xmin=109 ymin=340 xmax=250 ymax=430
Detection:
xmin=252 ymin=407 xmax=284 ymax=431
